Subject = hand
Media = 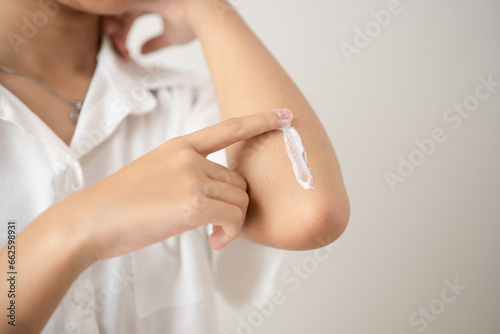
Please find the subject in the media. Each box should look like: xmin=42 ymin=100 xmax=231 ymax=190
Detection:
xmin=101 ymin=0 xmax=204 ymax=60
xmin=81 ymin=109 xmax=293 ymax=259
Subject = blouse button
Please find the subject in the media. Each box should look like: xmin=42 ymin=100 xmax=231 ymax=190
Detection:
xmin=64 ymin=320 xmax=80 ymax=334
xmin=73 ymin=288 xmax=91 ymax=306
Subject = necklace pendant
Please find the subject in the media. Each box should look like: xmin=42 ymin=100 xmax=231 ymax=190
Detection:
xmin=69 ymin=108 xmax=80 ymax=124
xmin=0 ymin=65 xmax=87 ymax=124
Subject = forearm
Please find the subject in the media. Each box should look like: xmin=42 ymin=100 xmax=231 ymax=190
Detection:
xmin=0 ymin=194 xmax=95 ymax=333
xmin=189 ymin=1 xmax=350 ymax=249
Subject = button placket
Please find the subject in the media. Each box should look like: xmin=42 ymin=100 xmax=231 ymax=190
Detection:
xmin=73 ymin=287 xmax=92 ymax=312
xmin=44 ymin=144 xmax=98 ymax=332
xmin=64 ymin=268 xmax=100 ymax=334
xmin=63 ymin=157 xmax=83 ymax=194
xmin=46 ymin=144 xmax=84 ymax=198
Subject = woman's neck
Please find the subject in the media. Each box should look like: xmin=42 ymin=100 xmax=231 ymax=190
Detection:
xmin=0 ymin=0 xmax=101 ymax=81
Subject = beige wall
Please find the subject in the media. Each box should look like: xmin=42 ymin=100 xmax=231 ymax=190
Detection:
xmin=130 ymin=0 xmax=500 ymax=333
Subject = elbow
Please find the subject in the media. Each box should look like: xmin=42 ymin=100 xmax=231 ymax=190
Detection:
xmin=319 ymin=195 xmax=351 ymax=247
xmin=279 ymin=190 xmax=351 ymax=251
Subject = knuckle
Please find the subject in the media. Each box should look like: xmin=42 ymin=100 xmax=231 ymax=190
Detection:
xmin=241 ymin=191 xmax=250 ymax=207
xmin=236 ymin=174 xmax=248 ymax=190
xmin=179 ymin=190 xmax=209 ymax=230
xmin=192 ymin=197 xmax=209 ymax=211
xmin=161 ymin=137 xmax=185 ymax=152
xmin=232 ymin=205 xmax=245 ymax=223
xmin=176 ymin=149 xmax=199 ymax=166
xmin=170 ymin=135 xmax=193 ymax=148
xmin=262 ymin=112 xmax=275 ymax=130
xmin=226 ymin=207 xmax=245 ymax=238
xmin=222 ymin=118 xmax=244 ymax=134
xmin=233 ymin=187 xmax=249 ymax=207
xmin=203 ymin=181 xmax=221 ymax=197
xmin=215 ymin=171 xmax=231 ymax=188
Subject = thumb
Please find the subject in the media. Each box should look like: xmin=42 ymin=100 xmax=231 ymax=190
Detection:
xmin=102 ymin=15 xmax=136 ymax=60
xmin=208 ymin=225 xmax=230 ymax=251
xmin=141 ymin=34 xmax=171 ymax=54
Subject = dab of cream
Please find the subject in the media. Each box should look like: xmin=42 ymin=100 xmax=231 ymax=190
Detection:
xmin=279 ymin=124 xmax=314 ymax=190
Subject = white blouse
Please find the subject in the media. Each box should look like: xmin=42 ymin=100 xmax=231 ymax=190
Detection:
xmin=0 ymin=37 xmax=283 ymax=334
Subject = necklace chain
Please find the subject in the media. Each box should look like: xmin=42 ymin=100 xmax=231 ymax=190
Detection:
xmin=0 ymin=64 xmax=85 ymax=123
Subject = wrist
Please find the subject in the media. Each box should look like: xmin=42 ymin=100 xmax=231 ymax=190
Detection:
xmin=48 ymin=191 xmax=99 ymax=268
xmin=186 ymin=0 xmax=236 ymax=35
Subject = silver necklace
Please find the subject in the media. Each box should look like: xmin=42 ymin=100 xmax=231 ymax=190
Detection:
xmin=0 ymin=65 xmax=85 ymax=124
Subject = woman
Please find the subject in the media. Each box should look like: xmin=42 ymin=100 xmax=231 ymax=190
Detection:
xmin=0 ymin=0 xmax=350 ymax=333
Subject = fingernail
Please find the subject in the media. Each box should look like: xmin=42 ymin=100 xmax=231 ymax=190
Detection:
xmin=276 ymin=108 xmax=293 ymax=127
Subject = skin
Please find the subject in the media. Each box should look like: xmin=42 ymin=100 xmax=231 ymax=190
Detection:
xmin=0 ymin=0 xmax=350 ymax=332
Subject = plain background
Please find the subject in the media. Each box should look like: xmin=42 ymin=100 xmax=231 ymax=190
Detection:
xmin=129 ymin=0 xmax=500 ymax=333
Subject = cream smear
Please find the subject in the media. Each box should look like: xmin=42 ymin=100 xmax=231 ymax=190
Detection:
xmin=279 ymin=124 xmax=314 ymax=190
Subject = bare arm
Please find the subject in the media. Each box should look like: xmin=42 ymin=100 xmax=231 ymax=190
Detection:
xmin=104 ymin=0 xmax=351 ymax=250
xmin=0 ymin=194 xmax=95 ymax=333
xmin=189 ymin=1 xmax=350 ymax=250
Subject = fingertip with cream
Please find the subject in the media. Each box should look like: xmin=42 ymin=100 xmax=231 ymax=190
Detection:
xmin=276 ymin=108 xmax=293 ymax=128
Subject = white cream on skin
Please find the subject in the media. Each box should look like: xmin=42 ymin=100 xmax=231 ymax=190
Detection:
xmin=279 ymin=123 xmax=314 ymax=190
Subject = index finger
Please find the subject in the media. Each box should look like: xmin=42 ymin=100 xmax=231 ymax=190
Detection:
xmin=186 ymin=109 xmax=293 ymax=156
